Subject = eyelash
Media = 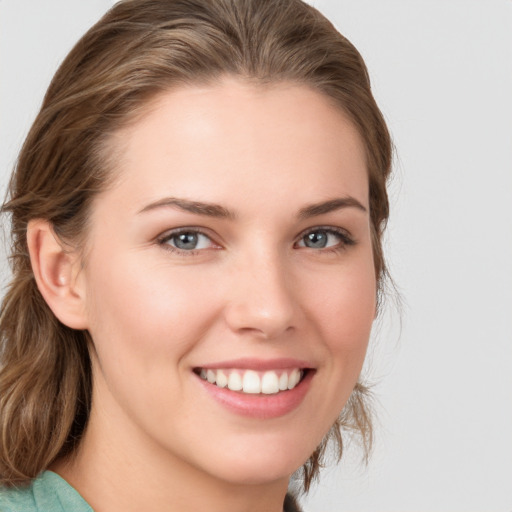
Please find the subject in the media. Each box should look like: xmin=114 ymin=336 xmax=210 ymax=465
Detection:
xmin=157 ymin=228 xmax=218 ymax=256
xmin=156 ymin=226 xmax=355 ymax=256
xmin=295 ymin=226 xmax=356 ymax=252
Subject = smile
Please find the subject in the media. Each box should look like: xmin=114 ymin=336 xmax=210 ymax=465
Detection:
xmin=196 ymin=368 xmax=304 ymax=394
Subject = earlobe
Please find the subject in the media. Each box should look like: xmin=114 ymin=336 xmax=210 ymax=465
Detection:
xmin=27 ymin=219 xmax=88 ymax=330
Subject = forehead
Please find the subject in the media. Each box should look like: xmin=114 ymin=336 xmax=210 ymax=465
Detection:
xmin=100 ymin=79 xmax=369 ymax=214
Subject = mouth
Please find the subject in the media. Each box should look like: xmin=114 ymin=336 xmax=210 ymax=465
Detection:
xmin=194 ymin=367 xmax=308 ymax=395
xmin=193 ymin=360 xmax=315 ymax=418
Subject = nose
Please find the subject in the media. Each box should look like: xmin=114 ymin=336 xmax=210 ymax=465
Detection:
xmin=223 ymin=250 xmax=297 ymax=340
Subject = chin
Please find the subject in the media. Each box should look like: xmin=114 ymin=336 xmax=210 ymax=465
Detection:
xmin=190 ymin=434 xmax=316 ymax=487
xmin=208 ymin=459 xmax=301 ymax=487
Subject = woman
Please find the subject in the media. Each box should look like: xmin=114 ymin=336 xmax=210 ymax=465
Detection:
xmin=0 ymin=0 xmax=392 ymax=510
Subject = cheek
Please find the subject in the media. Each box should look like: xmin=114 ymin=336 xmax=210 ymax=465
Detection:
xmin=308 ymin=254 xmax=376 ymax=401
xmin=315 ymin=257 xmax=376 ymax=347
xmin=83 ymin=255 xmax=222 ymax=371
xmin=82 ymin=257 xmax=226 ymax=435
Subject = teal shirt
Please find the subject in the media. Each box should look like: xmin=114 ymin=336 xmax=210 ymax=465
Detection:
xmin=0 ymin=471 xmax=92 ymax=512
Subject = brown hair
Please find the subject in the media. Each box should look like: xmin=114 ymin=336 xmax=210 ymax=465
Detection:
xmin=0 ymin=0 xmax=392 ymax=492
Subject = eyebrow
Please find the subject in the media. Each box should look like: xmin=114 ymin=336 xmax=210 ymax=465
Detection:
xmin=138 ymin=197 xmax=236 ymax=219
xmin=138 ymin=195 xmax=366 ymax=220
xmin=298 ymin=197 xmax=367 ymax=219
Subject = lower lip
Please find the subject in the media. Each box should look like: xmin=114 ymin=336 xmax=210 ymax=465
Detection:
xmin=196 ymin=370 xmax=314 ymax=419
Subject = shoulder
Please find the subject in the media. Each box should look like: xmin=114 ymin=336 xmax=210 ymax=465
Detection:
xmin=0 ymin=472 xmax=92 ymax=512
xmin=0 ymin=480 xmax=38 ymax=512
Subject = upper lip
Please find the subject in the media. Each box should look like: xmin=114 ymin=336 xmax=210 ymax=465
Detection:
xmin=195 ymin=357 xmax=314 ymax=371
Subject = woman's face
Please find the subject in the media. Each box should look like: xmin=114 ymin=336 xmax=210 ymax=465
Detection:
xmin=77 ymin=78 xmax=376 ymax=486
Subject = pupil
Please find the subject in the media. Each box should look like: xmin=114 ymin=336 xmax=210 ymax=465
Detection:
xmin=175 ymin=232 xmax=198 ymax=250
xmin=305 ymin=231 xmax=327 ymax=248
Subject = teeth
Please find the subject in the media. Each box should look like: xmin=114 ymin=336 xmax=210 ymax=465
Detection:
xmin=198 ymin=368 xmax=304 ymax=394
xmin=243 ymin=370 xmax=261 ymax=394
xmin=261 ymin=371 xmax=279 ymax=394
xmin=228 ymin=372 xmax=243 ymax=391
xmin=288 ymin=369 xmax=301 ymax=390
xmin=278 ymin=372 xmax=288 ymax=391
xmin=216 ymin=369 xmax=228 ymax=388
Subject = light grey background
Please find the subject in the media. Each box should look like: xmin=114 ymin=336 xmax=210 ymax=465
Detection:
xmin=1 ymin=1 xmax=511 ymax=511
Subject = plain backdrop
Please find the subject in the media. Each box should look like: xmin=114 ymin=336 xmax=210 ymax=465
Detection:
xmin=1 ymin=1 xmax=511 ymax=511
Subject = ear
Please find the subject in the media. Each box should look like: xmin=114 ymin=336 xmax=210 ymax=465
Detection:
xmin=27 ymin=219 xmax=88 ymax=330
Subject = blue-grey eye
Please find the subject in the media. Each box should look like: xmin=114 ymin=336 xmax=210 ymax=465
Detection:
xmin=173 ymin=232 xmax=198 ymax=250
xmin=304 ymin=231 xmax=328 ymax=248
xmin=167 ymin=231 xmax=212 ymax=251
xmin=298 ymin=229 xmax=345 ymax=249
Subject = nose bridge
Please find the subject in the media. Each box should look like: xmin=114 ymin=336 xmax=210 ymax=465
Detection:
xmin=224 ymin=244 xmax=297 ymax=339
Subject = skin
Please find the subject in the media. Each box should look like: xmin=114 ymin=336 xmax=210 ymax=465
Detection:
xmin=41 ymin=79 xmax=376 ymax=512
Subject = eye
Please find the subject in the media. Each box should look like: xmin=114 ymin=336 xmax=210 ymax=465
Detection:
xmin=296 ymin=228 xmax=354 ymax=250
xmin=158 ymin=229 xmax=216 ymax=252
